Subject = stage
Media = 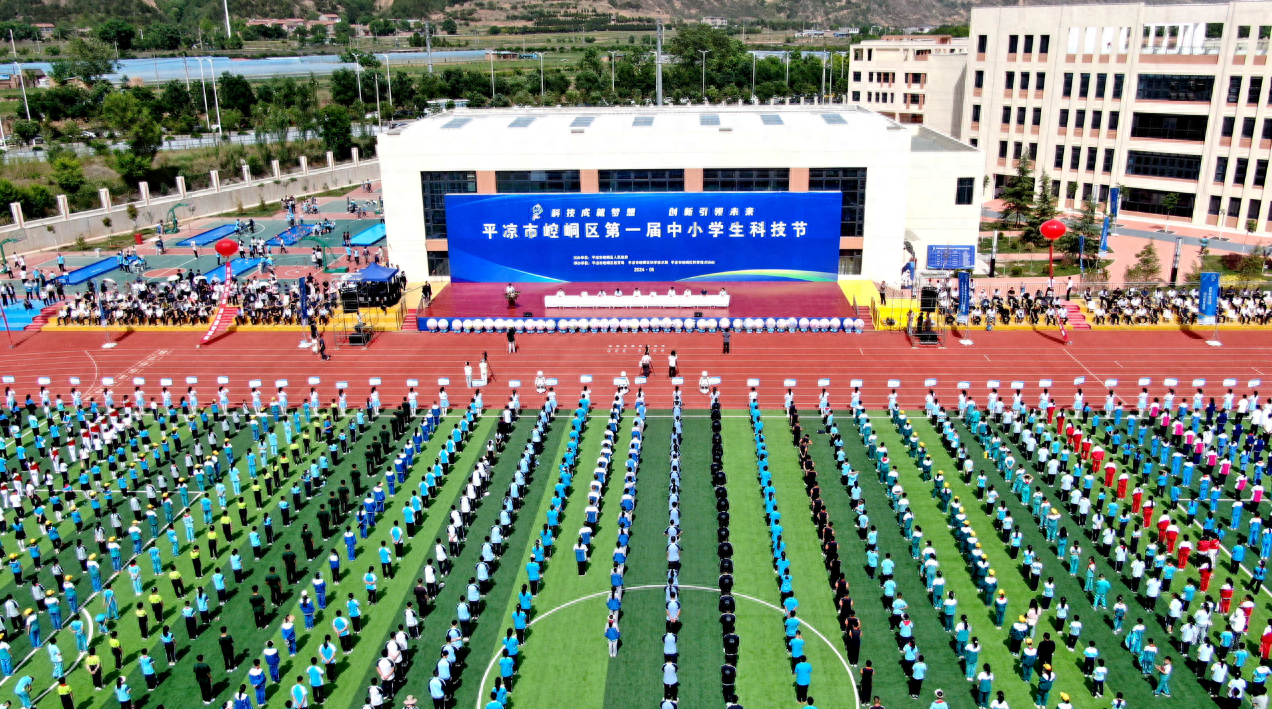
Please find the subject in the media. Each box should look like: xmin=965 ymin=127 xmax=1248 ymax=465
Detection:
xmin=418 ymin=282 xmax=863 ymax=319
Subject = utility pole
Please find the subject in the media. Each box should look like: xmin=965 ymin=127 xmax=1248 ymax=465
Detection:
xmin=655 ymin=20 xmax=663 ymax=106
xmin=196 ymin=57 xmax=211 ymax=129
xmin=222 ymin=0 xmax=232 ymax=42
xmin=424 ymin=21 xmax=433 ymax=74
xmin=377 ymin=53 xmax=393 ymax=108
xmin=182 ymin=55 xmax=191 ymax=91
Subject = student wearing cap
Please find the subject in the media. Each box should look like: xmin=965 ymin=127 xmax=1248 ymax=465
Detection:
xmin=929 ymin=689 xmax=949 ymax=709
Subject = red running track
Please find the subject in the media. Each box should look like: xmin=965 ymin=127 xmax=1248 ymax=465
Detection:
xmin=0 ymin=327 xmax=1269 ymax=410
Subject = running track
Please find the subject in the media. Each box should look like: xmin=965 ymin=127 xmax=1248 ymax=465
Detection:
xmin=1 ymin=328 xmax=1268 ymax=410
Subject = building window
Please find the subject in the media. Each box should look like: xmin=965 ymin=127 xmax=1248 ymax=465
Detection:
xmin=1051 ymin=179 xmax=1061 ymax=197
xmin=1083 ymin=183 xmax=1093 ymax=201
xmin=1059 ymin=109 xmax=1069 ymax=128
xmin=1235 ymin=157 xmax=1249 ymax=184
xmin=1016 ymin=107 xmax=1026 ymax=124
xmin=1086 ymin=147 xmax=1098 ymax=171
xmin=1005 ymin=72 xmax=1015 ymax=90
xmin=809 ymin=168 xmax=866 ymax=237
xmin=420 ymin=170 xmax=477 ymax=238
xmin=1029 ymin=143 xmax=1038 ymax=159
xmin=1222 ymin=116 xmax=1236 ymax=137
xmin=1095 ymin=73 xmax=1107 ymax=98
xmin=1079 ymin=73 xmax=1091 ymax=98
xmin=972 ymin=105 xmax=981 ymax=122
xmin=1039 ymin=35 xmax=1050 ymax=54
xmin=598 ymin=169 xmax=685 ymax=192
xmin=496 ymin=170 xmax=581 ymax=193
xmin=1070 ymin=146 xmax=1081 ymax=170
xmin=1112 ymin=74 xmax=1125 ymax=99
xmin=1008 ymin=35 xmax=1019 ymax=53
xmin=977 ymin=35 xmax=988 ymax=53
xmin=1063 ymin=73 xmax=1073 ymax=97
xmin=1020 ymin=72 xmax=1031 ymax=91
xmin=975 ymin=70 xmax=984 ymax=89
xmin=1130 ymin=113 xmax=1208 ymax=141
xmin=1032 ymin=108 xmax=1042 ymax=126
xmin=1250 ymin=77 xmax=1264 ymax=104
xmin=1243 ymin=117 xmax=1257 ymax=139
xmin=1054 ymin=145 xmax=1065 ymax=169
xmin=1024 ymin=35 xmax=1035 ymax=53
xmin=838 ymin=249 xmax=863 ymax=276
xmin=1255 ymin=159 xmax=1268 ymax=187
xmin=1099 ymin=185 xmax=1109 ymax=203
xmin=1122 ymin=188 xmax=1195 ymax=218
xmin=970 ymin=138 xmax=978 ymax=148
xmin=999 ymin=141 xmax=1009 ymax=159
xmin=852 ymin=71 xmax=862 ymax=82
xmin=1250 ymin=200 xmax=1262 ymax=221
xmin=1036 ymin=72 xmax=1046 ymax=91
xmin=1001 ymin=106 xmax=1011 ymax=124
xmin=1265 ymin=119 xmax=1272 ymax=140
xmin=703 ymin=168 xmax=789 ymax=192
xmin=1230 ymin=197 xmax=1242 ymax=217
xmin=427 ymin=250 xmax=450 ymax=277
xmin=1013 ymin=142 xmax=1023 ymax=159
xmin=1215 ymin=157 xmax=1228 ymax=182
xmin=1102 ymin=149 xmax=1115 ymax=173
xmin=1228 ymin=76 xmax=1242 ymax=103
xmin=1091 ymin=110 xmax=1103 ymax=130
xmin=1075 ymin=110 xmax=1086 ymax=129
xmin=1109 ymin=111 xmax=1120 ymax=130
xmin=955 ymin=177 xmax=975 ymax=205
xmin=851 ymin=91 xmax=860 ymax=101
xmin=1135 ymin=75 xmax=1215 ymax=102
xmin=1210 ymin=196 xmax=1223 ymax=216
xmin=1125 ymin=151 xmax=1202 ymax=180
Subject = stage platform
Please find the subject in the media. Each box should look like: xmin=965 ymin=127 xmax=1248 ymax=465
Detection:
xmin=419 ymin=281 xmax=864 ymax=319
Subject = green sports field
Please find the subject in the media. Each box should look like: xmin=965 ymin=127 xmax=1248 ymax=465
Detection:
xmin=0 ymin=395 xmax=1262 ymax=709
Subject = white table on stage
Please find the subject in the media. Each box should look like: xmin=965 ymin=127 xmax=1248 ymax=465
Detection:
xmin=543 ymin=291 xmax=731 ymax=309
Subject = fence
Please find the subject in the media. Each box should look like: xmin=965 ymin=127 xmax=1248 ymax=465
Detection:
xmin=1 ymin=149 xmax=380 ymax=255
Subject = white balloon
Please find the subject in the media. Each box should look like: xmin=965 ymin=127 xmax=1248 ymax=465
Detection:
xmin=855 ymin=318 xmax=865 ymax=332
xmin=608 ymin=318 xmax=620 ymax=331
xmin=672 ymin=318 xmax=684 ymax=331
xmin=829 ymin=317 xmax=841 ymax=331
xmin=437 ymin=319 xmax=449 ymax=332
xmin=425 ymin=318 xmax=438 ymax=331
xmin=545 ymin=319 xmax=557 ymax=332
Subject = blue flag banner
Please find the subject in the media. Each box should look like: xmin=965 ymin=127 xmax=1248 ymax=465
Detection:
xmin=1098 ymin=216 xmax=1108 ymax=253
xmin=1199 ymin=271 xmax=1220 ymax=325
xmin=299 ymin=277 xmax=309 ymax=326
xmin=957 ymin=270 xmax=971 ymax=325
xmin=1102 ymin=187 xmax=1119 ymax=253
xmin=444 ymin=192 xmax=842 ymax=283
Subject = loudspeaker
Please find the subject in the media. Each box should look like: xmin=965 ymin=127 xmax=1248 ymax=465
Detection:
xmin=523 ymin=312 xmax=533 ymax=317
xmin=920 ymin=286 xmax=938 ymax=312
xmin=694 ymin=311 xmax=703 ymax=318
xmin=340 ymin=289 xmax=360 ymax=313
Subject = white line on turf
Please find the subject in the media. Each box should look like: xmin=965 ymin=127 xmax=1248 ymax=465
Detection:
xmin=474 ymin=584 xmax=859 ymax=709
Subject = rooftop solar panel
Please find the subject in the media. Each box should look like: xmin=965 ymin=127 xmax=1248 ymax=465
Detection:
xmin=700 ymin=114 xmax=721 ymax=126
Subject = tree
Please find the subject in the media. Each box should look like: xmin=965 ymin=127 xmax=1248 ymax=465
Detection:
xmin=11 ymin=120 xmax=39 ymax=144
xmin=329 ymin=68 xmax=360 ymax=106
xmin=217 ymin=73 xmax=256 ymax=117
xmin=1124 ymin=241 xmax=1163 ymax=283
xmin=442 ymin=18 xmax=458 ymax=34
xmin=1185 ymin=237 xmax=1210 ymax=283
xmin=997 ymin=152 xmax=1035 ymax=230
xmin=95 ymin=20 xmax=136 ymax=52
xmin=1060 ymin=198 xmax=1102 ymax=261
xmin=1021 ymin=170 xmax=1058 ymax=246
xmin=51 ymin=156 xmax=84 ymax=193
xmin=1161 ymin=192 xmax=1180 ymax=222
xmin=1237 ymin=245 xmax=1267 ymax=280
xmin=317 ymin=105 xmax=353 ymax=159
xmin=50 ymin=39 xmax=117 ymax=85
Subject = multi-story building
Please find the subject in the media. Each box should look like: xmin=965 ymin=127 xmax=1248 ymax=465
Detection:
xmin=848 ymin=35 xmax=970 ymax=138
xmin=963 ymin=1 xmax=1272 ymax=235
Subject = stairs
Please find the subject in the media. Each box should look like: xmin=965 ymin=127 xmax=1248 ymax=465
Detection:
xmin=1064 ymin=301 xmax=1091 ymax=330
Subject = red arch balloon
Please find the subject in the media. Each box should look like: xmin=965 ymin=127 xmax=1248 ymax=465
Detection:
xmin=1040 ymin=219 xmax=1067 ymax=241
xmin=214 ymin=238 xmax=238 ymax=258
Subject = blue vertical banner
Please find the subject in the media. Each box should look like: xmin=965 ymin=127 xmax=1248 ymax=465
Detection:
xmin=1199 ymin=271 xmax=1220 ymax=325
xmin=957 ymin=270 xmax=971 ymax=325
xmin=1097 ymin=216 xmax=1108 ymax=253
xmin=1102 ymin=187 xmax=1119 ymax=252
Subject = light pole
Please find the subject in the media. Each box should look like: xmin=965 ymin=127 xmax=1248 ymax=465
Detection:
xmin=196 ymin=56 xmax=211 ymax=129
xmin=200 ymin=58 xmax=223 ymax=137
xmin=699 ymin=49 xmax=710 ymax=99
xmin=751 ymin=53 xmax=756 ymax=100
xmin=376 ymin=53 xmax=393 ymax=111
xmin=423 ymin=21 xmax=433 ymax=74
xmin=488 ymin=51 xmax=495 ymax=99
xmin=374 ymin=73 xmax=381 ymax=127
xmin=539 ymin=53 xmax=544 ymax=96
xmin=608 ymin=50 xmax=616 ymax=94
xmin=9 ymin=31 xmax=29 ymax=121
xmin=354 ymin=60 xmax=363 ymax=104
xmin=221 ymin=0 xmax=232 ymax=41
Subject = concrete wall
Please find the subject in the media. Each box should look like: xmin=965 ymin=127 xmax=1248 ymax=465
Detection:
xmin=2 ymin=156 xmax=381 ymax=255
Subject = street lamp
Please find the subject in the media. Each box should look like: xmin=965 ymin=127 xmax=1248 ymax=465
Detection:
xmin=376 ymin=53 xmax=393 ymax=116
xmin=195 ymin=57 xmax=211 ymax=130
xmin=699 ymin=49 xmax=710 ymax=99
xmin=488 ymin=51 xmax=495 ymax=99
xmin=354 ymin=60 xmax=363 ymax=105
xmin=751 ymin=53 xmax=756 ymax=101
xmin=539 ymin=53 xmax=544 ymax=97
xmin=199 ymin=58 xmax=223 ymax=137
xmin=608 ymin=50 xmax=616 ymax=94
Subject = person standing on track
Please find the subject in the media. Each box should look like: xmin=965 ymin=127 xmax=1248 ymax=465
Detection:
xmin=668 ymin=350 xmax=678 ymax=378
